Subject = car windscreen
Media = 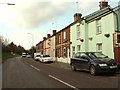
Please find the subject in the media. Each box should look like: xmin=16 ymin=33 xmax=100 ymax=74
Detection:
xmin=36 ymin=55 xmax=41 ymax=57
xmin=88 ymin=52 xmax=108 ymax=59
xmin=43 ymin=55 xmax=50 ymax=57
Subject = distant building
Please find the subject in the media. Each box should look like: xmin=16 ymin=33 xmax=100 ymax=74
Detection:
xmin=36 ymin=41 xmax=43 ymax=54
xmin=49 ymin=30 xmax=57 ymax=61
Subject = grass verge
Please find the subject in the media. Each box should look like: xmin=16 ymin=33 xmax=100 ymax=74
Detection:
xmin=2 ymin=52 xmax=19 ymax=63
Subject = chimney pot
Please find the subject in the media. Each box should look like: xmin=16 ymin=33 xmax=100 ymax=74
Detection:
xmin=53 ymin=30 xmax=56 ymax=35
xmin=99 ymin=1 xmax=108 ymax=10
xmin=43 ymin=37 xmax=46 ymax=40
xmin=47 ymin=34 xmax=50 ymax=38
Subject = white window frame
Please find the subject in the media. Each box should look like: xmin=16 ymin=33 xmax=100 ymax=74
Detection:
xmin=58 ymin=34 xmax=61 ymax=44
xmin=76 ymin=25 xmax=80 ymax=39
xmin=96 ymin=18 xmax=102 ymax=34
xmin=63 ymin=47 xmax=67 ymax=57
xmin=72 ymin=46 xmax=75 ymax=56
xmin=77 ymin=45 xmax=81 ymax=52
xmin=63 ymin=31 xmax=66 ymax=40
xmin=96 ymin=43 xmax=102 ymax=51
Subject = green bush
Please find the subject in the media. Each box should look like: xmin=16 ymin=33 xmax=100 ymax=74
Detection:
xmin=2 ymin=52 xmax=18 ymax=63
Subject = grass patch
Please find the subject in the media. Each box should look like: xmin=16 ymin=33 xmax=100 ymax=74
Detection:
xmin=2 ymin=52 xmax=19 ymax=63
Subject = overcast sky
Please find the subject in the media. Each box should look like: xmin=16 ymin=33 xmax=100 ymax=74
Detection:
xmin=0 ymin=0 xmax=119 ymax=49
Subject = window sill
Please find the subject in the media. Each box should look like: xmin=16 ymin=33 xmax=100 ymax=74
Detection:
xmin=96 ymin=32 xmax=102 ymax=35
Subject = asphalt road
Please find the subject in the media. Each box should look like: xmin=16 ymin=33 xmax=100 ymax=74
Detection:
xmin=2 ymin=57 xmax=120 ymax=90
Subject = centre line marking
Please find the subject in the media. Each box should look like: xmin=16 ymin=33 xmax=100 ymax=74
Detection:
xmin=30 ymin=65 xmax=40 ymax=71
xmin=49 ymin=75 xmax=80 ymax=90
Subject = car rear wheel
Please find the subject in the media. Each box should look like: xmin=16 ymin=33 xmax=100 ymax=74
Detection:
xmin=71 ymin=63 xmax=76 ymax=71
xmin=90 ymin=65 xmax=96 ymax=76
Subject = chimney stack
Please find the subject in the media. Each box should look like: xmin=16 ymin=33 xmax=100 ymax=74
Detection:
xmin=47 ymin=34 xmax=50 ymax=38
xmin=53 ymin=30 xmax=56 ymax=35
xmin=99 ymin=1 xmax=108 ymax=10
xmin=43 ymin=37 xmax=46 ymax=40
xmin=74 ymin=13 xmax=82 ymax=22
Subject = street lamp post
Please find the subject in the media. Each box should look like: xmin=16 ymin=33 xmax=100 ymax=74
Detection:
xmin=7 ymin=3 xmax=15 ymax=5
xmin=0 ymin=3 xmax=15 ymax=5
xmin=27 ymin=33 xmax=34 ymax=58
xmin=0 ymin=2 xmax=15 ymax=90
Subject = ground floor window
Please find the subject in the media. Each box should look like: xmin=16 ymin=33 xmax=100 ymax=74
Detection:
xmin=77 ymin=45 xmax=80 ymax=53
xmin=72 ymin=46 xmax=75 ymax=57
xmin=63 ymin=47 xmax=67 ymax=57
xmin=56 ymin=48 xmax=61 ymax=57
xmin=96 ymin=43 xmax=102 ymax=51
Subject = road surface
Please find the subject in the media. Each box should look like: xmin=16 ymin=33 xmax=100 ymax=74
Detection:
xmin=2 ymin=57 xmax=120 ymax=90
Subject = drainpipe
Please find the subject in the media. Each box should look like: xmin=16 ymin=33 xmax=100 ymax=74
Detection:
xmin=108 ymin=8 xmax=120 ymax=63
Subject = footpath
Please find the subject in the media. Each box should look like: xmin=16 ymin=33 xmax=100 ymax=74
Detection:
xmin=48 ymin=61 xmax=120 ymax=74
xmin=46 ymin=61 xmax=71 ymax=70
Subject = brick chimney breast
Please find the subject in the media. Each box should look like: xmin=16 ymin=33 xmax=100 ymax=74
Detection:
xmin=99 ymin=1 xmax=108 ymax=10
xmin=74 ymin=13 xmax=82 ymax=22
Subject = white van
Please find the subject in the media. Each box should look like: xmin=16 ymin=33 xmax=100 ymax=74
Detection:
xmin=22 ymin=52 xmax=26 ymax=57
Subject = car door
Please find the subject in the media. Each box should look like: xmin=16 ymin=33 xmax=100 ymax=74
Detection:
xmin=79 ymin=53 xmax=90 ymax=70
xmin=72 ymin=53 xmax=82 ymax=69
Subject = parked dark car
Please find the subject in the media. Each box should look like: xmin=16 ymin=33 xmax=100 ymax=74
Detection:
xmin=70 ymin=52 xmax=118 ymax=75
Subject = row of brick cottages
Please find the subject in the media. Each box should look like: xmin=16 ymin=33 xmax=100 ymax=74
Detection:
xmin=36 ymin=1 xmax=120 ymax=64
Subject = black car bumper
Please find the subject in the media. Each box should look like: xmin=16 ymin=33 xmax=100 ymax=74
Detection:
xmin=96 ymin=65 xmax=118 ymax=73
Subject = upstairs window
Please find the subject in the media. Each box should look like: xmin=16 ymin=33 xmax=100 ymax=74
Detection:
xmin=58 ymin=34 xmax=61 ymax=44
xmin=63 ymin=31 xmax=66 ymax=40
xmin=96 ymin=18 xmax=102 ymax=34
xmin=76 ymin=25 xmax=80 ymax=39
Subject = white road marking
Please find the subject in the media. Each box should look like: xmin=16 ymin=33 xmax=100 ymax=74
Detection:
xmin=49 ymin=75 xmax=80 ymax=90
xmin=30 ymin=65 xmax=40 ymax=71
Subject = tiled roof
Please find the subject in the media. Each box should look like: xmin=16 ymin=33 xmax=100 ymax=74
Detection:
xmin=84 ymin=6 xmax=112 ymax=22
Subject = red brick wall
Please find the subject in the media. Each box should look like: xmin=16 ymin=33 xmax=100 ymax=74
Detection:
xmin=114 ymin=47 xmax=120 ymax=63
xmin=55 ymin=26 xmax=70 ymax=58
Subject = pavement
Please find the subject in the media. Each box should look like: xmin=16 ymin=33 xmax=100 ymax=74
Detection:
xmin=46 ymin=61 xmax=71 ymax=70
xmin=48 ymin=61 xmax=120 ymax=74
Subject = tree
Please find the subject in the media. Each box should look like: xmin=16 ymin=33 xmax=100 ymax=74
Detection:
xmin=0 ymin=35 xmax=26 ymax=55
xmin=1 ymin=36 xmax=10 ymax=53
xmin=29 ymin=46 xmax=36 ymax=58
xmin=17 ymin=45 xmax=26 ymax=55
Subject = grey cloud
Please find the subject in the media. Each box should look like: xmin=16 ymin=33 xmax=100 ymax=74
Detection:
xmin=21 ymin=2 xmax=72 ymax=28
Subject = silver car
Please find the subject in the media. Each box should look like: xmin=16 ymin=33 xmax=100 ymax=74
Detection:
xmin=39 ymin=55 xmax=53 ymax=63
